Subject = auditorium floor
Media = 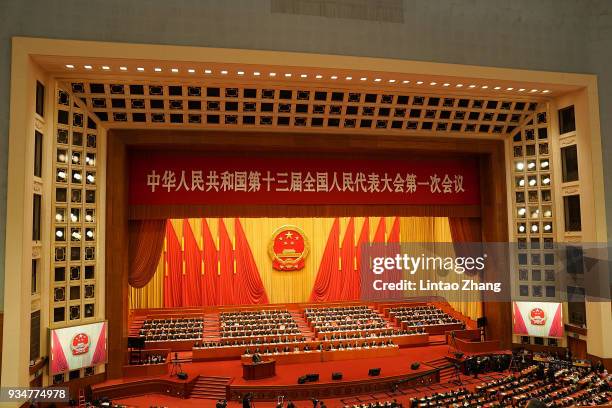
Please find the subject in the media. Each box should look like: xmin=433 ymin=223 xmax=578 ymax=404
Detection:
xmin=113 ymin=344 xmax=454 ymax=407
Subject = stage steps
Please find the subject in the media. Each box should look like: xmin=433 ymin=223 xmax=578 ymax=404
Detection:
xmin=290 ymin=311 xmax=316 ymax=339
xmin=189 ymin=375 xmax=231 ymax=400
xmin=202 ymin=312 xmax=221 ymax=342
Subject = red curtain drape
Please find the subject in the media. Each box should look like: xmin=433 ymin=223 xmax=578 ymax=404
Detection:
xmin=339 ymin=218 xmax=358 ymax=300
xmin=182 ymin=220 xmax=203 ymax=306
xmin=128 ymin=220 xmax=166 ymax=288
xmin=448 ymin=218 xmax=482 ymax=242
xmin=448 ymin=217 xmax=482 ymax=277
xmin=218 ymin=219 xmax=235 ymax=305
xmin=164 ymin=221 xmax=183 ymax=307
xmin=233 ymin=218 xmax=269 ymax=304
xmin=201 ymin=219 xmax=219 ymax=306
xmin=386 ymin=217 xmax=402 ymax=300
xmin=361 ymin=217 xmax=386 ymax=300
xmin=354 ymin=217 xmax=370 ymax=300
xmin=309 ymin=218 xmax=341 ymax=302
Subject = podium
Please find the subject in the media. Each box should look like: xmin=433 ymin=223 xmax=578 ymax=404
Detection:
xmin=242 ymin=359 xmax=276 ymax=380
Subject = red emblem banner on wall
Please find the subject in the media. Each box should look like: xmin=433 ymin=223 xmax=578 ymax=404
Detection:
xmin=268 ymin=226 xmax=310 ymax=271
xmin=129 ymin=152 xmax=480 ymax=205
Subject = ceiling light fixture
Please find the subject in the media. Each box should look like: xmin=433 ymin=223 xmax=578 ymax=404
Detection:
xmin=65 ymin=64 xmax=74 ymax=69
xmin=119 ymin=66 xmax=128 ymax=71
xmin=429 ymin=82 xmax=437 ymax=85
xmin=456 ymin=84 xmax=463 ymax=87
xmin=315 ymin=74 xmax=322 ymax=79
xmin=330 ymin=75 xmax=338 ymax=79
xmin=84 ymin=65 xmax=92 ymax=70
xmin=237 ymin=71 xmax=245 ymax=75
xmin=284 ymin=73 xmax=292 ymax=77
xmin=220 ymin=70 xmax=228 ymax=75
xmin=388 ymin=79 xmax=396 ymax=83
xmin=254 ymin=71 xmax=261 ymax=76
xmin=204 ymin=69 xmax=212 ymax=74
xmin=102 ymin=66 xmax=110 ymax=70
xmin=300 ymin=74 xmax=307 ymax=78
xmin=269 ymin=72 xmax=276 ymax=77
xmin=171 ymin=68 xmax=179 ymax=73
xmin=416 ymin=81 xmax=423 ymax=85
xmin=137 ymin=67 xmax=144 ymax=72
xmin=188 ymin=69 xmax=195 ymax=73
xmin=494 ymin=86 xmax=501 ymax=90
xmin=345 ymin=76 xmax=352 ymax=80
xmin=443 ymin=83 xmax=450 ymax=87
xmin=154 ymin=68 xmax=162 ymax=72
xmin=374 ymin=78 xmax=382 ymax=82
xmin=360 ymin=77 xmax=367 ymax=81
xmin=402 ymin=80 xmax=410 ymax=84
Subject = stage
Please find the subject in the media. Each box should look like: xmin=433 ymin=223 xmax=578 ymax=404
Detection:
xmin=93 ymin=345 xmax=453 ymax=402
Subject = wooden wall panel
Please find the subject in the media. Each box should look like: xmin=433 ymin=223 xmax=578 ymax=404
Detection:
xmin=105 ymin=134 xmax=129 ymax=378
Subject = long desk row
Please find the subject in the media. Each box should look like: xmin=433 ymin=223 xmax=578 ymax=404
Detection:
xmin=399 ymin=322 xmax=464 ymax=335
xmin=239 ymin=345 xmax=400 ymax=364
xmin=192 ymin=333 xmax=429 ymax=361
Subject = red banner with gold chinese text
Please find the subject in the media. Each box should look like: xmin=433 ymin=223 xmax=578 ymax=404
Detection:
xmin=129 ymin=152 xmax=480 ymax=205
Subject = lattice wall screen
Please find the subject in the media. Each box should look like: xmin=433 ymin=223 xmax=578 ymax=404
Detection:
xmin=67 ymin=80 xmax=540 ymax=135
xmin=51 ymin=89 xmax=99 ymax=321
xmin=509 ymin=106 xmax=561 ymax=345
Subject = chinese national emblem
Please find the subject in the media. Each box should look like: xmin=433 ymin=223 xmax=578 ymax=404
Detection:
xmin=268 ymin=226 xmax=310 ymax=271
xmin=71 ymin=332 xmax=90 ymax=356
xmin=529 ymin=308 xmax=546 ymax=326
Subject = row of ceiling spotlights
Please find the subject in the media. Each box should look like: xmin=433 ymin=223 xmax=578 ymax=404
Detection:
xmin=64 ymin=64 xmax=551 ymax=94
